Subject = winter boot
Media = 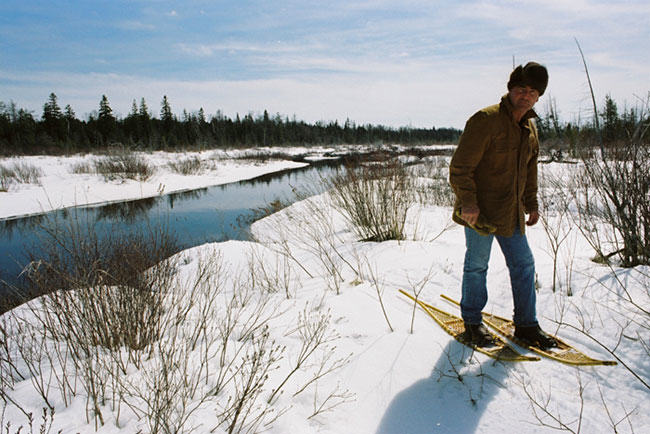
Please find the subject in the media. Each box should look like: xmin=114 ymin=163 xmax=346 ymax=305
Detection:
xmin=463 ymin=322 xmax=497 ymax=347
xmin=514 ymin=325 xmax=558 ymax=350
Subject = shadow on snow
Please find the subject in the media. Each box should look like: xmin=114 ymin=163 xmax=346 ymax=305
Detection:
xmin=376 ymin=339 xmax=513 ymax=434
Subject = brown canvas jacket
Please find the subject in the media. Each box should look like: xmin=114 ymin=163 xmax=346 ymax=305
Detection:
xmin=449 ymin=94 xmax=539 ymax=236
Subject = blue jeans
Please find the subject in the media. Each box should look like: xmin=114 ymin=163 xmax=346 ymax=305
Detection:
xmin=460 ymin=225 xmax=538 ymax=327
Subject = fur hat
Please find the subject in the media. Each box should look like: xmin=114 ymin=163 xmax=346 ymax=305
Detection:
xmin=507 ymin=62 xmax=548 ymax=96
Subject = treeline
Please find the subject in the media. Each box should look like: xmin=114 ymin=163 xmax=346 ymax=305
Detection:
xmin=0 ymin=93 xmax=460 ymax=155
xmin=537 ymin=94 xmax=649 ymax=151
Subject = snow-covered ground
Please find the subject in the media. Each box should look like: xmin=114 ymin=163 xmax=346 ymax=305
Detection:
xmin=0 ymin=144 xmax=455 ymax=220
xmin=0 ymin=148 xmax=311 ymax=220
xmin=1 ymin=150 xmax=648 ymax=433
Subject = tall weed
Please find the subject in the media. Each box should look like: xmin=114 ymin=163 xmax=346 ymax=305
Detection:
xmin=326 ymin=160 xmax=415 ymax=241
xmin=94 ymin=150 xmax=154 ymax=181
xmin=0 ymin=162 xmax=43 ymax=191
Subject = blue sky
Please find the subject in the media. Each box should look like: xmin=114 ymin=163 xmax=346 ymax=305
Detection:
xmin=1 ymin=0 xmax=649 ymax=128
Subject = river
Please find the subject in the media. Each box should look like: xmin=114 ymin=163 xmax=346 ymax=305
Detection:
xmin=0 ymin=160 xmax=341 ymax=309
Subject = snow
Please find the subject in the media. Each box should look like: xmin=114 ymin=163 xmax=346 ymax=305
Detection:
xmin=0 ymin=149 xmax=308 ymax=220
xmin=1 ymin=150 xmax=648 ymax=433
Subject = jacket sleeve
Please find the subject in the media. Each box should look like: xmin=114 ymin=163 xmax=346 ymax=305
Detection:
xmin=523 ymin=121 xmax=539 ymax=212
xmin=449 ymin=112 xmax=491 ymax=209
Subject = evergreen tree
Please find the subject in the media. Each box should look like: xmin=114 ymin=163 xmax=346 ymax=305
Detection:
xmin=124 ymin=99 xmax=139 ymax=143
xmin=42 ymin=93 xmax=65 ymax=141
xmin=160 ymin=95 xmax=173 ymax=123
xmin=42 ymin=92 xmax=63 ymax=121
xmin=97 ymin=95 xmax=116 ymax=143
xmin=2 ymin=95 xmax=463 ymax=153
xmin=98 ymin=95 xmax=114 ymax=120
xmin=160 ymin=95 xmax=175 ymax=146
xmin=63 ymin=104 xmax=77 ymax=142
xmin=14 ymin=108 xmax=38 ymax=151
xmin=129 ymin=99 xmax=138 ymax=118
xmin=64 ymin=104 xmax=75 ymax=120
xmin=139 ymin=97 xmax=150 ymax=120
xmin=601 ymin=94 xmax=621 ymax=143
xmin=134 ymin=97 xmax=152 ymax=147
xmin=262 ymin=109 xmax=270 ymax=146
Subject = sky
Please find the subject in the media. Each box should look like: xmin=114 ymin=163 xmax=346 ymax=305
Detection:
xmin=1 ymin=0 xmax=649 ymax=129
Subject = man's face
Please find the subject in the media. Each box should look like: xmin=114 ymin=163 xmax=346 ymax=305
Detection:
xmin=508 ymin=85 xmax=540 ymax=113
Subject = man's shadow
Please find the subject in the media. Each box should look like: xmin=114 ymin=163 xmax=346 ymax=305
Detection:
xmin=375 ymin=339 xmax=513 ymax=434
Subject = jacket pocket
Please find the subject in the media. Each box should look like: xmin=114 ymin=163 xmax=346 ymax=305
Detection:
xmin=480 ymin=191 xmax=513 ymax=226
xmin=493 ymin=133 xmax=510 ymax=153
xmin=488 ymin=147 xmax=516 ymax=174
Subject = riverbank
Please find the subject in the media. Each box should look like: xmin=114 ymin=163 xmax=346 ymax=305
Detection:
xmin=0 ymin=144 xmax=456 ymax=221
xmin=0 ymin=149 xmax=307 ymax=220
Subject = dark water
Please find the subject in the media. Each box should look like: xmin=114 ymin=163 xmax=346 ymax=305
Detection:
xmin=0 ymin=160 xmax=340 ymax=301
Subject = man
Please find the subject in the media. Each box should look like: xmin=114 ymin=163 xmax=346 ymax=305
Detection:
xmin=448 ymin=62 xmax=556 ymax=349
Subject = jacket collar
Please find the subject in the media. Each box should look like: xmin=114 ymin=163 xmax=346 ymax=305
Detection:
xmin=500 ymin=94 xmax=538 ymax=124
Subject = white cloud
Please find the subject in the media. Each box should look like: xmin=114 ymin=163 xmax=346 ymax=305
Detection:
xmin=2 ymin=1 xmax=649 ymax=129
xmin=117 ymin=20 xmax=155 ymax=31
xmin=175 ymin=41 xmax=304 ymax=58
xmin=0 ymin=67 xmax=507 ymax=128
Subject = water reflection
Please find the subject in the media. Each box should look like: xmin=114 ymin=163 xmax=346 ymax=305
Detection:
xmin=0 ymin=213 xmax=47 ymax=240
xmin=96 ymin=197 xmax=160 ymax=222
xmin=167 ymin=188 xmax=208 ymax=209
xmin=0 ymin=160 xmax=339 ymax=298
xmin=0 ymin=148 xmax=454 ymax=309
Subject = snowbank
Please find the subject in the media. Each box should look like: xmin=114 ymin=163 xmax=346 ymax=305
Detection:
xmin=1 ymin=156 xmax=648 ymax=433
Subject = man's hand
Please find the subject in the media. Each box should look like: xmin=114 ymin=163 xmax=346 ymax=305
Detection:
xmin=460 ymin=205 xmax=480 ymax=226
xmin=526 ymin=210 xmax=539 ymax=226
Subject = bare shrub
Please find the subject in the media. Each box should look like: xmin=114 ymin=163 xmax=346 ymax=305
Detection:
xmin=0 ymin=165 xmax=11 ymax=191
xmin=0 ymin=162 xmax=43 ymax=191
xmin=0 ymin=318 xmax=22 ymax=391
xmin=3 ymin=210 xmax=354 ymax=433
xmin=213 ymin=327 xmax=283 ymax=434
xmin=518 ymin=251 xmax=649 ymax=432
xmin=208 ymin=277 xmax=283 ymax=400
xmin=572 ymin=45 xmax=649 ymax=267
xmin=233 ymin=150 xmax=296 ymax=162
xmin=293 ymin=189 xmax=359 ymax=293
xmin=268 ymin=306 xmax=341 ymax=404
xmin=404 ymin=266 xmax=436 ymax=333
xmin=307 ymin=383 xmax=355 ymax=420
xmin=516 ymin=370 xmax=639 ymax=433
xmin=538 ymin=167 xmax=575 ymax=293
xmin=432 ymin=347 xmax=493 ymax=408
xmin=8 ymin=216 xmax=180 ymax=427
xmin=326 ymin=160 xmax=415 ymax=242
xmin=576 ymin=141 xmax=650 ymax=267
xmin=0 ymin=406 xmax=59 ymax=434
xmin=555 ymin=265 xmax=649 ymax=390
xmin=247 ymin=245 xmax=296 ymax=298
xmin=411 ymin=156 xmax=455 ymax=207
xmin=361 ymin=257 xmax=394 ymax=332
xmin=113 ymin=252 xmax=286 ymax=434
xmin=9 ymin=162 xmax=43 ymax=184
xmin=69 ymin=160 xmax=94 ymax=175
xmin=120 ymin=294 xmax=218 ymax=433
xmin=167 ymin=155 xmax=206 ymax=175
xmin=94 ymin=149 xmax=154 ymax=181
xmin=516 ymin=372 xmax=586 ymax=433
xmin=251 ymin=182 xmax=359 ymax=294
xmin=18 ymin=213 xmax=179 ymax=309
